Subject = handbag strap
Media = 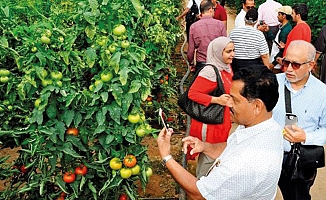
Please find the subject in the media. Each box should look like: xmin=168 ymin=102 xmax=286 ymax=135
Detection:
xmin=205 ymin=64 xmax=226 ymax=94
xmin=284 ymin=86 xmax=292 ymax=113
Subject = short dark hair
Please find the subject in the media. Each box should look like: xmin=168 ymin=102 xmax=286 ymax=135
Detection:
xmin=232 ymin=65 xmax=279 ymax=112
xmin=245 ymin=7 xmax=258 ymax=22
xmin=200 ymin=0 xmax=213 ymax=13
xmin=279 ymin=12 xmax=292 ymax=21
xmin=292 ymin=3 xmax=308 ymax=21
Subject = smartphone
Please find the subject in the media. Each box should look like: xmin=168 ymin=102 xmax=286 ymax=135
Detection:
xmin=285 ymin=113 xmax=298 ymax=127
xmin=273 ymin=39 xmax=281 ymax=48
xmin=158 ymin=108 xmax=169 ymax=130
xmin=259 ymin=20 xmax=264 ymax=25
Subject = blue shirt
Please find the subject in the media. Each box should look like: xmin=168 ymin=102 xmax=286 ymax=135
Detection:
xmin=273 ymin=73 xmax=326 ymax=151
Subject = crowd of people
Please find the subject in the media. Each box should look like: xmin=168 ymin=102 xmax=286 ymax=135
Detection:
xmin=158 ymin=1 xmax=326 ymax=200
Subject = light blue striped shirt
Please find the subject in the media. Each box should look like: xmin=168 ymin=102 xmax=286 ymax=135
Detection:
xmin=273 ymin=73 xmax=326 ymax=151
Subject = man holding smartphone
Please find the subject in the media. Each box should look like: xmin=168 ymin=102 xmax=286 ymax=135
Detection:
xmin=273 ymin=40 xmax=326 ymax=200
xmin=269 ymin=6 xmax=292 ymax=73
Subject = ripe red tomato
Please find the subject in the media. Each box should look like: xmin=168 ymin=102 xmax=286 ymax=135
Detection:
xmin=63 ymin=172 xmax=76 ymax=183
xmin=159 ymin=79 xmax=164 ymax=84
xmin=146 ymin=96 xmax=152 ymax=101
xmin=165 ymin=75 xmax=169 ymax=80
xmin=119 ymin=194 xmax=128 ymax=200
xmin=20 ymin=165 xmax=29 ymax=173
xmin=123 ymin=155 xmax=137 ymax=168
xmin=57 ymin=197 xmax=65 ymax=200
xmin=75 ymin=165 xmax=88 ymax=175
xmin=60 ymin=192 xmax=67 ymax=197
xmin=66 ymin=128 xmax=78 ymax=136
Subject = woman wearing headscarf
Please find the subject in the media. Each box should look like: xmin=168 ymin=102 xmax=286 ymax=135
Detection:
xmin=187 ymin=36 xmax=235 ymax=178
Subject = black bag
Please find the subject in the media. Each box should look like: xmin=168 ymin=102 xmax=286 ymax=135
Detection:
xmin=185 ymin=0 xmax=199 ymax=41
xmin=283 ymin=143 xmax=325 ymax=180
xmin=178 ymin=64 xmax=225 ymax=124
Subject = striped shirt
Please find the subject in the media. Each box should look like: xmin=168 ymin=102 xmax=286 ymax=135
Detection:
xmin=230 ymin=26 xmax=269 ymax=59
xmin=273 ymin=73 xmax=326 ymax=152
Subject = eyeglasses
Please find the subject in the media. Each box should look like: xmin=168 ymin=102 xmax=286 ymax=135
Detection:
xmin=282 ymin=59 xmax=311 ymax=70
xmin=246 ymin=6 xmax=255 ymax=9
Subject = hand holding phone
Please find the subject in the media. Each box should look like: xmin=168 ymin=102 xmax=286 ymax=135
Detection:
xmin=159 ymin=108 xmax=169 ymax=130
xmin=285 ymin=113 xmax=297 ymax=129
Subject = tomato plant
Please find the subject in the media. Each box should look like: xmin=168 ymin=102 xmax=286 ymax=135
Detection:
xmin=0 ymin=0 xmax=182 ymax=199
xmin=123 ymin=155 xmax=137 ymax=168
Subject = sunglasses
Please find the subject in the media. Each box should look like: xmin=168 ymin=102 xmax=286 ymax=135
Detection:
xmin=282 ymin=59 xmax=311 ymax=70
xmin=246 ymin=6 xmax=255 ymax=9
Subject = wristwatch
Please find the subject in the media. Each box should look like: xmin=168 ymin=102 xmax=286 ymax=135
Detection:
xmin=161 ymin=155 xmax=173 ymax=167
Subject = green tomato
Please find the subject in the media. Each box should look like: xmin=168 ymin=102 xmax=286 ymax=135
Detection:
xmin=31 ymin=47 xmax=37 ymax=52
xmin=56 ymin=80 xmax=63 ymax=87
xmin=135 ymin=125 xmax=146 ymax=137
xmin=38 ymin=69 xmax=48 ymax=79
xmin=89 ymin=84 xmax=95 ymax=91
xmin=0 ymin=69 xmax=10 ymax=77
xmin=128 ymin=113 xmax=140 ymax=124
xmin=58 ymin=36 xmax=64 ymax=42
xmin=94 ymin=80 xmax=103 ymax=87
xmin=0 ymin=76 xmax=9 ymax=83
xmin=50 ymin=71 xmax=63 ymax=80
xmin=41 ymin=79 xmax=53 ymax=87
xmin=7 ymin=105 xmax=13 ymax=111
xmin=108 ymin=44 xmax=116 ymax=53
xmin=113 ymin=24 xmax=126 ymax=36
xmin=45 ymin=29 xmax=52 ymax=37
xmin=0 ymin=107 xmax=4 ymax=113
xmin=34 ymin=99 xmax=41 ymax=108
xmin=145 ymin=167 xmax=153 ymax=177
xmin=3 ymin=100 xmax=10 ymax=106
xmin=120 ymin=168 xmax=132 ymax=179
xmin=100 ymin=71 xmax=113 ymax=82
xmin=131 ymin=164 xmax=141 ymax=175
xmin=121 ymin=40 xmax=130 ymax=48
xmin=41 ymin=36 xmax=51 ymax=44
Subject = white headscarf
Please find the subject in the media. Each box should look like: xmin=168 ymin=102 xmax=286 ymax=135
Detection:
xmin=206 ymin=37 xmax=233 ymax=73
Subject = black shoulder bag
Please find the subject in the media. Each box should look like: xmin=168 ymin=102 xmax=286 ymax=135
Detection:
xmin=283 ymin=87 xmax=325 ymax=180
xmin=178 ymin=64 xmax=225 ymax=124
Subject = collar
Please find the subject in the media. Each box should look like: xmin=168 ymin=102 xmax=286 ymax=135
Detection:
xmin=230 ymin=118 xmax=275 ymax=144
xmin=284 ymin=72 xmax=312 ymax=92
xmin=200 ymin=15 xmax=213 ymax=20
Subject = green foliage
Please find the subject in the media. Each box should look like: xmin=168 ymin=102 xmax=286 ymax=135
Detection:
xmin=0 ymin=0 xmax=182 ymax=199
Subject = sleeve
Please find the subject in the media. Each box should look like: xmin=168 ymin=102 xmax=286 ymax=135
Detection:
xmin=188 ymin=76 xmax=217 ymax=107
xmin=258 ymin=33 xmax=269 ymax=55
xmin=186 ymin=0 xmax=192 ymax=9
xmin=315 ymin=25 xmax=326 ymax=53
xmin=220 ymin=7 xmax=227 ymax=21
xmin=187 ymin=25 xmax=195 ymax=63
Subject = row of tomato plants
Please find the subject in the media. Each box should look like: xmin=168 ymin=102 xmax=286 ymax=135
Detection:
xmin=0 ymin=0 xmax=182 ymax=199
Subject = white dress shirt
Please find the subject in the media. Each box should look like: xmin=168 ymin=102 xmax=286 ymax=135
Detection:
xmin=234 ymin=9 xmax=247 ymax=28
xmin=258 ymin=0 xmax=282 ymax=26
xmin=197 ymin=118 xmax=284 ymax=200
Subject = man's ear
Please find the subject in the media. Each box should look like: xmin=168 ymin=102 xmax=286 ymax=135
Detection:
xmin=253 ymin=99 xmax=264 ymax=115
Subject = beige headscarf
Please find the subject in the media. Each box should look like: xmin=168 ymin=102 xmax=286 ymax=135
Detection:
xmin=206 ymin=37 xmax=233 ymax=73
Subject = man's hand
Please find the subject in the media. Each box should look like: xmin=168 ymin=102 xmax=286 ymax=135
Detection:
xmin=156 ymin=128 xmax=173 ymax=158
xmin=182 ymin=136 xmax=204 ymax=155
xmin=283 ymin=125 xmax=307 ymax=143
xmin=276 ymin=57 xmax=283 ymax=65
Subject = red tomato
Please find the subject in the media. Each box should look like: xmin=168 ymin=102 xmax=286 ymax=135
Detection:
xmin=75 ymin=165 xmax=88 ymax=175
xmin=119 ymin=194 xmax=128 ymax=200
xmin=60 ymin=192 xmax=67 ymax=197
xmin=63 ymin=172 xmax=76 ymax=183
xmin=123 ymin=155 xmax=137 ymax=168
xmin=165 ymin=75 xmax=169 ymax=80
xmin=57 ymin=197 xmax=65 ymax=200
xmin=66 ymin=128 xmax=79 ymax=136
xmin=20 ymin=165 xmax=29 ymax=173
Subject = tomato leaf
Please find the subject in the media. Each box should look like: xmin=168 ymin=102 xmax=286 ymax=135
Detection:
xmin=74 ymin=112 xmax=83 ymax=127
xmin=62 ymin=109 xmax=75 ymax=127
xmin=59 ymin=51 xmax=70 ymax=65
xmin=55 ymin=177 xmax=68 ymax=194
xmin=94 ymin=124 xmax=106 ymax=134
xmin=109 ymin=52 xmax=121 ymax=73
xmin=118 ymin=67 xmax=129 ymax=86
xmin=128 ymin=80 xmax=141 ymax=93
xmin=55 ymin=121 xmax=66 ymax=141
xmin=79 ymin=176 xmax=86 ymax=191
xmin=108 ymin=102 xmax=121 ymax=124
xmin=85 ymin=25 xmax=97 ymax=40
xmin=88 ymin=181 xmax=98 ymax=200
xmin=46 ymin=104 xmax=57 ymax=120
xmin=58 ymin=142 xmax=82 ymax=158
xmin=85 ymin=47 xmax=97 ymax=68
xmin=66 ymin=136 xmax=87 ymax=151
xmin=131 ymin=0 xmax=144 ymax=17
xmin=96 ymin=110 xmax=105 ymax=126
xmin=100 ymin=92 xmax=108 ymax=102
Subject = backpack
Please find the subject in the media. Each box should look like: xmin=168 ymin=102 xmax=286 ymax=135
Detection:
xmin=185 ymin=0 xmax=199 ymax=26
xmin=185 ymin=0 xmax=199 ymax=41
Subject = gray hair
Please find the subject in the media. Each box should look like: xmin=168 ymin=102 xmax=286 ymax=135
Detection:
xmin=288 ymin=40 xmax=316 ymax=61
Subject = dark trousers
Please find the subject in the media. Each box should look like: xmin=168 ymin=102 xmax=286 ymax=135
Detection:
xmin=265 ymin=25 xmax=279 ymax=53
xmin=278 ymin=155 xmax=317 ymax=200
xmin=231 ymin=58 xmax=263 ymax=73
xmin=195 ymin=62 xmax=206 ymax=73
